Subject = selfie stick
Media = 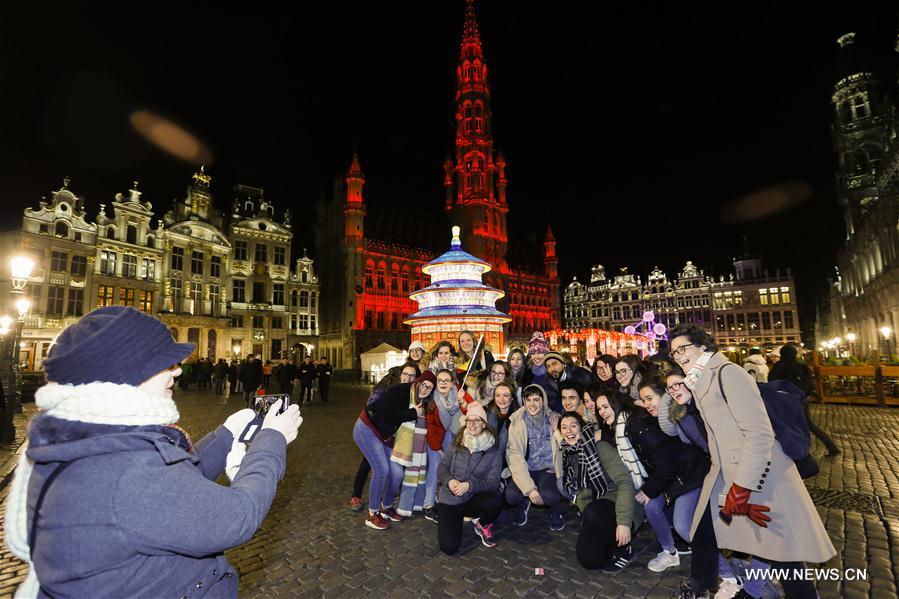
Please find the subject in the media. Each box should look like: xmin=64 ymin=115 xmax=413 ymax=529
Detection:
xmin=461 ymin=334 xmax=485 ymax=386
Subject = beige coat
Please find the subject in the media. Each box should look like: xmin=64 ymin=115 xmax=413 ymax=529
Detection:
xmin=506 ymin=398 xmax=560 ymax=496
xmin=689 ymin=352 xmax=835 ymax=563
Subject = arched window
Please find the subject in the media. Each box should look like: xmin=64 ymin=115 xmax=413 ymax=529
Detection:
xmin=365 ymin=260 xmax=374 ymax=288
xmin=106 ymin=226 xmax=116 ymax=239
xmin=391 ymin=263 xmax=399 ymax=291
xmin=146 ymin=235 xmax=155 ymax=248
xmin=377 ymin=262 xmax=386 ymax=290
xmin=402 ymin=265 xmax=410 ymax=292
xmin=55 ymin=222 xmax=69 ymax=239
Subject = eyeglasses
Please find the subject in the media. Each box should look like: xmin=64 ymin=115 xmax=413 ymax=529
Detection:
xmin=490 ymin=370 xmax=505 ymax=377
xmin=666 ymin=381 xmax=685 ymax=393
xmin=668 ymin=344 xmax=695 ymax=358
xmin=615 ymin=368 xmax=632 ymax=376
xmin=465 ymin=418 xmax=484 ymax=425
xmin=436 ymin=378 xmax=453 ymax=384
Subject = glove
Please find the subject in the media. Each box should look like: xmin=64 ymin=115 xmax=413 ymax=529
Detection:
xmin=720 ymin=483 xmax=772 ymax=528
xmin=223 ymin=409 xmax=256 ymax=438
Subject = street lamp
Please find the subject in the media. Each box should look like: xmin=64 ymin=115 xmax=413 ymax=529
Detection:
xmin=881 ymin=326 xmax=893 ymax=360
xmin=1 ymin=255 xmax=35 ymax=443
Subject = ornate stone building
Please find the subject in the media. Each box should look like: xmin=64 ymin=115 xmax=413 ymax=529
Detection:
xmin=1 ymin=170 xmax=319 ymax=370
xmin=565 ymin=256 xmax=800 ymax=354
xmin=315 ymin=0 xmax=560 ymax=370
xmin=819 ymin=31 xmax=899 ymax=357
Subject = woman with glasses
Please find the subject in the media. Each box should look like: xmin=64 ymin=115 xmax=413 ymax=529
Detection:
xmin=614 ymin=355 xmax=647 ymax=401
xmin=353 ymin=370 xmax=431 ymax=530
xmin=436 ymin=403 xmax=502 ymax=554
xmin=634 ymin=376 xmax=710 ymax=576
xmin=473 ymin=360 xmax=513 ymax=406
xmin=555 ymin=411 xmax=637 ymax=572
xmin=591 ymin=354 xmax=618 ymax=390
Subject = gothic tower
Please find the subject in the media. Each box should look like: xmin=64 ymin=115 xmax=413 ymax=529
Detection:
xmin=444 ymin=0 xmax=508 ymax=271
xmin=832 ymin=32 xmax=891 ymax=240
xmin=544 ymin=224 xmax=561 ymax=328
xmin=344 ymin=153 xmax=366 ymax=332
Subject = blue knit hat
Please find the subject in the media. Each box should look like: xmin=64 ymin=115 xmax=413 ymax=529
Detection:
xmin=43 ymin=306 xmax=196 ymax=386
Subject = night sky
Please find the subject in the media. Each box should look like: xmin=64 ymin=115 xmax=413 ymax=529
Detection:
xmin=1 ymin=2 xmax=896 ymax=335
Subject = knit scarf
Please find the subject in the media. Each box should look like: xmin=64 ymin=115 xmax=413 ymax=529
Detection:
xmin=6 ymin=381 xmax=181 ymax=599
xmin=614 ymin=411 xmax=647 ymax=489
xmin=560 ymin=422 xmax=610 ymax=499
xmin=462 ymin=429 xmax=496 ymax=453
xmin=392 ymin=388 xmax=429 ymax=516
xmin=434 ymin=388 xmax=461 ymax=432
xmin=683 ymin=351 xmax=715 ymax=391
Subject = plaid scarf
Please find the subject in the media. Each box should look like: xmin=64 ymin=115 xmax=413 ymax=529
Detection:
xmin=392 ymin=387 xmax=429 ymax=515
xmin=560 ymin=422 xmax=610 ymax=498
xmin=615 ymin=411 xmax=647 ymax=489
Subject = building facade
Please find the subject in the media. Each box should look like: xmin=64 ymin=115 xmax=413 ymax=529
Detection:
xmin=818 ymin=31 xmax=899 ymax=358
xmin=315 ymin=1 xmax=560 ymax=370
xmin=0 ymin=171 xmax=319 ymax=371
xmin=565 ymin=257 xmax=801 ymax=354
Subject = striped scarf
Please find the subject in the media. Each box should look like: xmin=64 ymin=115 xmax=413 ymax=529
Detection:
xmin=392 ymin=388 xmax=429 ymax=516
xmin=615 ymin=411 xmax=647 ymax=489
xmin=560 ymin=422 xmax=610 ymax=498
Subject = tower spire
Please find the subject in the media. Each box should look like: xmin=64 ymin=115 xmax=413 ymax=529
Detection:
xmin=461 ymin=0 xmax=482 ymax=59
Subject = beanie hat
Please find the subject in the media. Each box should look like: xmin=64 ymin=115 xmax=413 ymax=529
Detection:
xmin=42 ymin=306 xmax=196 ymax=387
xmin=413 ymin=369 xmax=437 ymax=394
xmin=544 ymin=351 xmax=567 ymax=367
xmin=409 ymin=341 xmax=426 ymax=353
xmin=527 ymin=332 xmax=550 ymax=355
xmin=464 ymin=401 xmax=488 ymax=424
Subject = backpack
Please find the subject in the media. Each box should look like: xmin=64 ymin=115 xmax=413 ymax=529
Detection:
xmin=718 ymin=364 xmax=818 ymax=478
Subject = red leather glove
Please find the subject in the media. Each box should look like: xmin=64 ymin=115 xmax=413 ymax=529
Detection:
xmin=719 ymin=484 xmax=771 ymax=528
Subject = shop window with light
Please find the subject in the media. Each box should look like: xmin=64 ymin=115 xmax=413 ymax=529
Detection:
xmin=119 ymin=287 xmax=135 ymax=307
xmin=47 ymin=286 xmax=65 ymax=316
xmin=122 ymin=254 xmax=137 ymax=278
xmin=300 ymin=291 xmax=309 ymax=307
xmin=67 ymin=289 xmax=84 ymax=316
xmin=254 ymin=243 xmax=267 ymax=263
xmin=97 ymin=285 xmax=114 ymax=308
xmin=210 ymin=256 xmax=221 ymax=278
xmin=273 ymin=284 xmax=284 ymax=305
xmin=780 ymin=287 xmax=791 ymax=304
xmin=769 ymin=288 xmax=780 ymax=304
xmin=232 ymin=280 xmax=245 ymax=303
xmin=101 ymin=251 xmax=117 ymax=275
xmin=50 ymin=251 xmax=67 ymax=272
xmin=734 ymin=291 xmax=743 ymax=306
xmin=234 ymin=241 xmax=248 ymax=261
xmin=137 ymin=290 xmax=152 ymax=313
xmin=758 ymin=289 xmax=768 ymax=305
xmin=274 ymin=246 xmax=286 ymax=266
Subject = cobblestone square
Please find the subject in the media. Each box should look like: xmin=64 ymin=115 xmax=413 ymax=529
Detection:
xmin=0 ymin=387 xmax=895 ymax=598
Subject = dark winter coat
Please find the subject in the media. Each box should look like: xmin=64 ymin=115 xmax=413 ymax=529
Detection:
xmin=276 ymin=363 xmax=297 ymax=389
xmin=24 ymin=414 xmax=286 ymax=598
xmin=315 ymin=364 xmax=333 ymax=385
xmin=437 ymin=439 xmax=501 ymax=506
xmin=214 ymin=361 xmax=229 ymax=378
xmin=366 ymin=383 xmax=417 ymax=440
xmin=239 ymin=360 xmax=263 ymax=391
xmin=769 ymin=357 xmax=814 ymax=396
xmin=298 ymin=362 xmax=316 ymax=384
xmin=625 ymin=412 xmax=709 ymax=501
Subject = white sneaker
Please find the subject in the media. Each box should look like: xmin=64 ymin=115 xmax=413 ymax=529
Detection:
xmin=647 ymin=549 xmax=680 ymax=573
xmin=714 ymin=576 xmax=743 ymax=599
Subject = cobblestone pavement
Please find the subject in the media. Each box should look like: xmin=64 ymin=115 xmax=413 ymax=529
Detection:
xmin=0 ymin=390 xmax=896 ymax=598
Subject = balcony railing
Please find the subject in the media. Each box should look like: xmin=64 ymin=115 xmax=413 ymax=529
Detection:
xmin=812 ymin=353 xmax=899 ymax=406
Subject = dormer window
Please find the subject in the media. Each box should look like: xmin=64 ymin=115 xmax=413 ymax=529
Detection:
xmin=107 ymin=226 xmax=116 ymax=240
xmin=127 ymin=225 xmax=137 ymax=245
xmin=55 ymin=222 xmax=69 ymax=239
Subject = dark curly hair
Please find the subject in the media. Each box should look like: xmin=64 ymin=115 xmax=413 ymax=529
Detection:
xmin=669 ymin=323 xmax=718 ymax=353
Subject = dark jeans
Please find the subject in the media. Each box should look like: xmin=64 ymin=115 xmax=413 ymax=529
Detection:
xmin=437 ymin=492 xmax=502 ymax=555
xmin=504 ymin=469 xmax=562 ymax=516
xmin=804 ymin=398 xmax=838 ymax=454
xmin=576 ymin=498 xmax=618 ymax=569
xmin=353 ymin=457 xmax=371 ymax=498
xmin=689 ymin=504 xmax=720 ymax=593
xmin=299 ymin=380 xmax=314 ymax=402
xmin=214 ymin=376 xmax=225 ymax=395
xmin=319 ymin=381 xmax=330 ymax=403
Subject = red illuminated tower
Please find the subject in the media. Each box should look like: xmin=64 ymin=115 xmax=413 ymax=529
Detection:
xmin=344 ymin=153 xmax=366 ymax=330
xmin=444 ymin=0 xmax=508 ymax=271
xmin=544 ymin=224 xmax=561 ymax=328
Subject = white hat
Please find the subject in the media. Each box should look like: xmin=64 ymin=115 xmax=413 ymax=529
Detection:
xmin=408 ymin=341 xmax=426 ymax=353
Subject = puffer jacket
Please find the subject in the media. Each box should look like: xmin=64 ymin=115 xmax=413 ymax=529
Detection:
xmin=23 ymin=413 xmax=286 ymax=599
xmin=743 ymin=354 xmax=770 ymax=383
xmin=437 ymin=438 xmax=501 ymax=506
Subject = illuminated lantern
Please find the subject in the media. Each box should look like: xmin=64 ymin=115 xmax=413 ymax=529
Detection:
xmin=642 ymin=310 xmax=655 ymax=322
xmin=405 ymin=226 xmax=511 ymax=351
xmin=654 ymin=323 xmax=667 ymax=336
xmin=624 ymin=325 xmax=636 ymax=335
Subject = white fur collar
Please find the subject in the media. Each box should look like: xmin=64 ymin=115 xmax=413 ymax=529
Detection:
xmin=35 ymin=382 xmax=179 ymax=426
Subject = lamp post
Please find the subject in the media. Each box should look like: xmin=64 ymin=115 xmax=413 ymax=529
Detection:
xmin=846 ymin=332 xmax=856 ymax=358
xmin=1 ymin=256 xmax=35 ymax=443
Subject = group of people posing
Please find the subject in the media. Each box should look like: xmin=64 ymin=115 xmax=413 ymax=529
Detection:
xmin=351 ymin=327 xmax=836 ymax=599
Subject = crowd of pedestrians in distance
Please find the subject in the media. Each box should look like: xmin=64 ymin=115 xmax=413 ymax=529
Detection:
xmin=350 ymin=327 xmax=838 ymax=599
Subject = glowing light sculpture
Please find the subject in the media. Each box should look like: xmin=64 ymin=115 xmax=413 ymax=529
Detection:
xmin=404 ymin=226 xmax=511 ymax=351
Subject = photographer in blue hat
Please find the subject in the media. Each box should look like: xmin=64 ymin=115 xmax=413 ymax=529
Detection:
xmin=4 ymin=306 xmax=302 ymax=598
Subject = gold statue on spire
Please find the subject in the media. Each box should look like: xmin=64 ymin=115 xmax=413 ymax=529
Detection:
xmin=193 ymin=165 xmax=212 ymax=187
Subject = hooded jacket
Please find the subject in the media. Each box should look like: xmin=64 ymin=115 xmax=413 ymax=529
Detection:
xmin=19 ymin=411 xmax=286 ymax=599
xmin=505 ymin=386 xmax=561 ymax=496
xmin=742 ymin=354 xmax=770 ymax=383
